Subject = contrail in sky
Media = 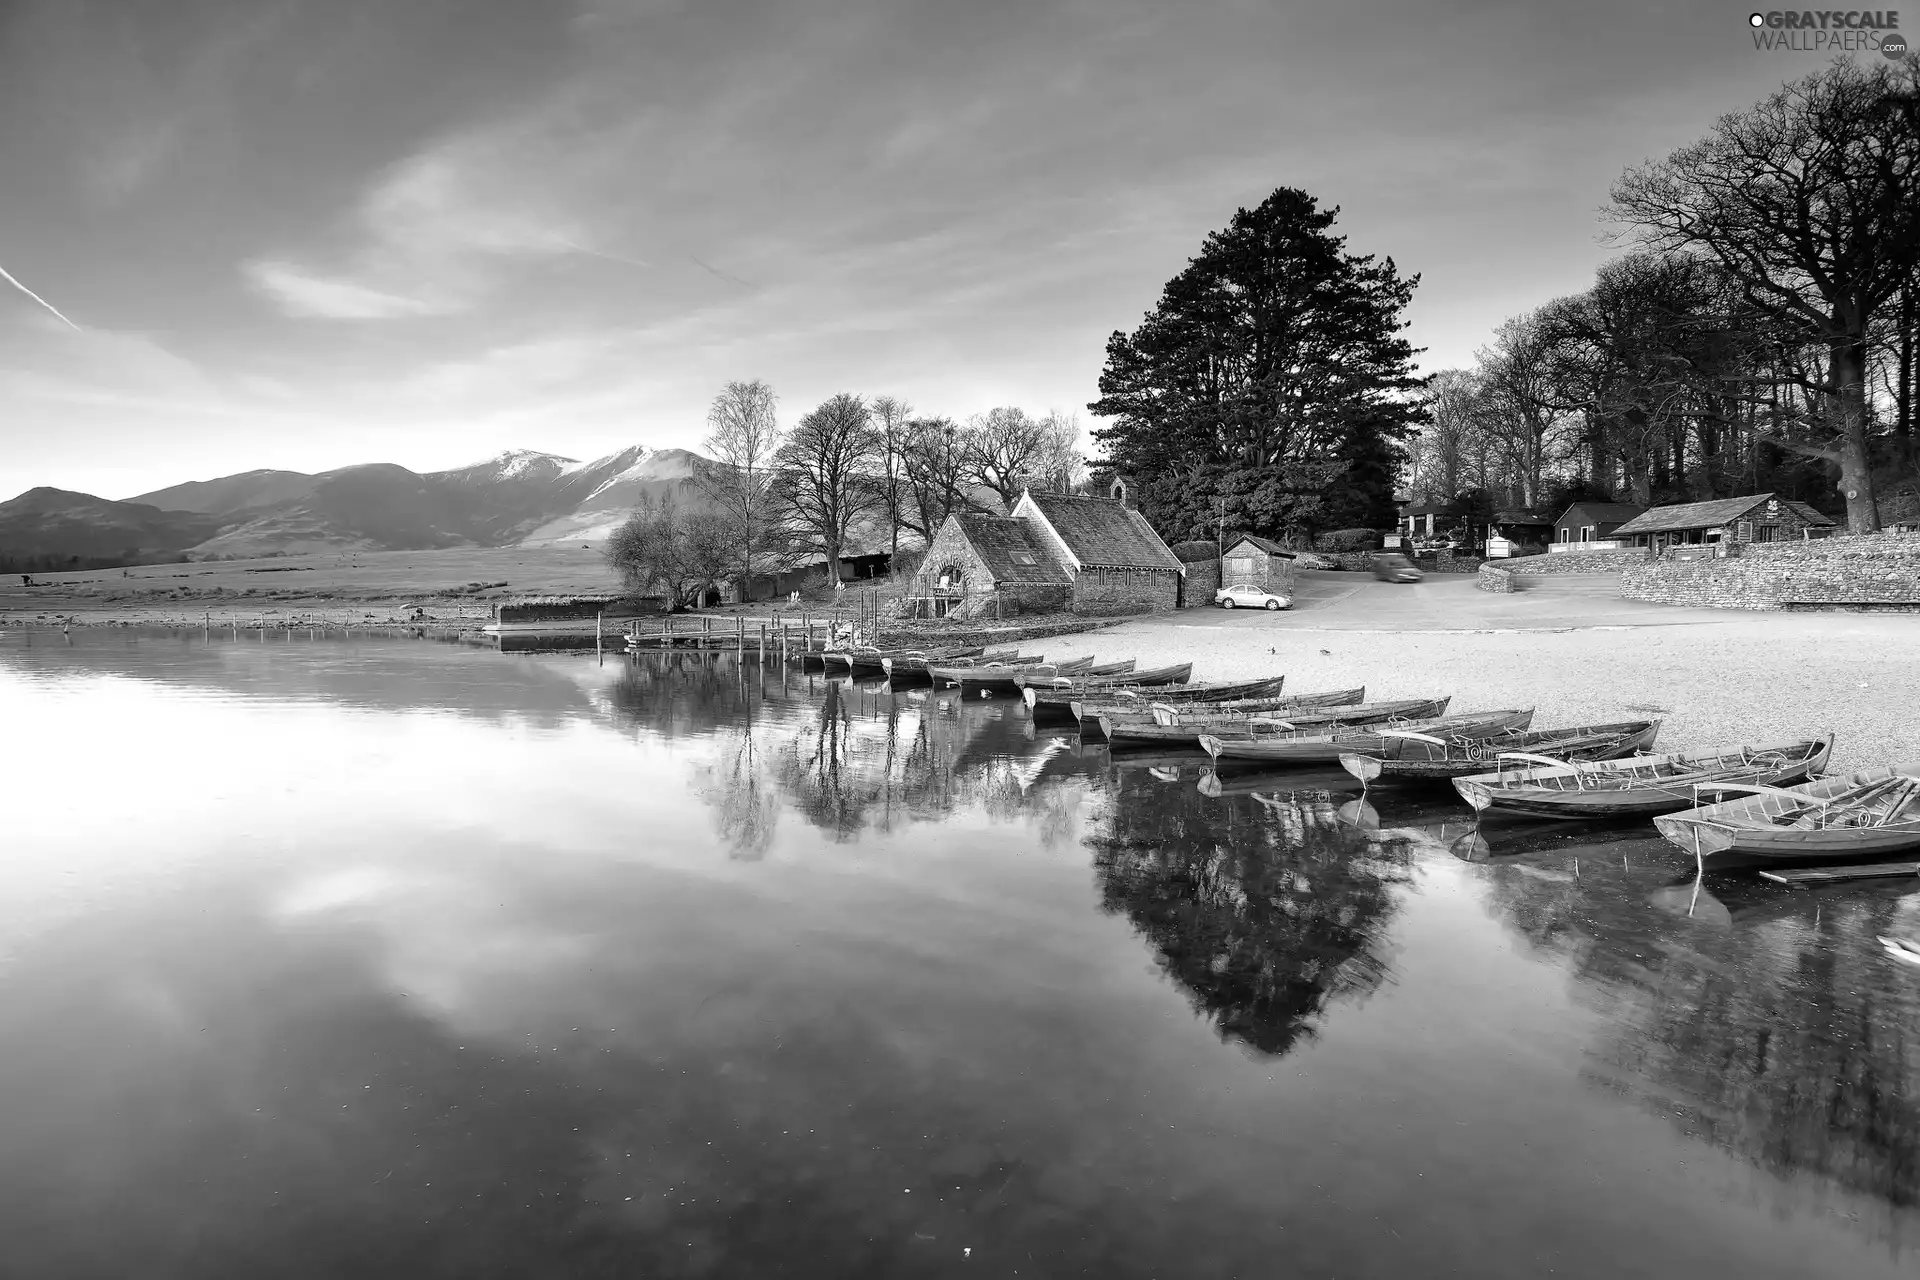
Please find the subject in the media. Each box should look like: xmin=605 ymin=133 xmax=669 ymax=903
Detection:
xmin=0 ymin=259 xmax=82 ymax=331
xmin=558 ymin=238 xmax=652 ymax=270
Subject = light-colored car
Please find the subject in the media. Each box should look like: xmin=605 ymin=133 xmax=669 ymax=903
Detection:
xmin=1214 ymin=583 xmax=1291 ymax=610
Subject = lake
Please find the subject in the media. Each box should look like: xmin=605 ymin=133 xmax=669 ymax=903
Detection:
xmin=2 ymin=629 xmax=1918 ymax=1279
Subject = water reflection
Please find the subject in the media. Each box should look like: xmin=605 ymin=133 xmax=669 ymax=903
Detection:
xmin=1088 ymin=775 xmax=1413 ymax=1056
xmin=4 ymin=631 xmax=1920 ymax=1275
xmin=1475 ymin=847 xmax=1920 ymax=1228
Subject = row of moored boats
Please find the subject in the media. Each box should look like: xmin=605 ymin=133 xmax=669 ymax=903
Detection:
xmin=823 ymin=642 xmax=1920 ymax=870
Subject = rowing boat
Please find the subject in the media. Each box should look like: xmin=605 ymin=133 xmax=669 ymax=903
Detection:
xmin=1338 ymin=720 xmax=1661 ymax=784
xmin=933 ymin=656 xmax=1095 ymax=693
xmin=1154 ymin=696 xmax=1451 ymax=731
xmin=1094 ymin=688 xmax=1370 ymax=746
xmin=880 ymin=646 xmax=1014 ymax=676
xmin=1199 ymin=709 xmax=1535 ymax=765
xmin=1451 ymin=735 xmax=1833 ymax=821
xmin=827 ymin=644 xmax=988 ymax=672
xmin=1020 ymin=663 xmax=1197 ymax=709
xmin=1652 ymin=760 xmax=1920 ymax=865
xmin=1067 ymin=675 xmax=1289 ymax=721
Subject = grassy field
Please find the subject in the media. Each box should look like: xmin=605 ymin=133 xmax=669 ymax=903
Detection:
xmin=0 ymin=544 xmax=915 ymax=628
xmin=0 ymin=545 xmax=624 ymax=626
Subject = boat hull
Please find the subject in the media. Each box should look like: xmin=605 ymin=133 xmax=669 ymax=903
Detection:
xmin=1199 ymin=710 xmax=1534 ymax=765
xmin=1453 ymin=736 xmax=1834 ymax=822
xmin=1653 ymin=761 xmax=1920 ymax=861
xmin=1341 ymin=720 xmax=1662 ymax=784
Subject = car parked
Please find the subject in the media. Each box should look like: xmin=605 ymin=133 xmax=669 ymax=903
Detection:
xmin=1368 ymin=552 xmax=1424 ymax=583
xmin=1214 ymin=583 xmax=1292 ymax=610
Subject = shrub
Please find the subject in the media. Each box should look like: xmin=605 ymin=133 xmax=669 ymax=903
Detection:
xmin=1314 ymin=528 xmax=1383 ymax=552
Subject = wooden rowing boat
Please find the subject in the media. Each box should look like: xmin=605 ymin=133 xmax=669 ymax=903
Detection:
xmin=1154 ymin=696 xmax=1451 ymax=731
xmin=828 ymin=644 xmax=988 ymax=672
xmin=1199 ymin=709 xmax=1535 ymax=765
xmin=1068 ymin=675 xmax=1288 ymax=721
xmin=1451 ymin=735 xmax=1833 ymax=821
xmin=1021 ymin=663 xmax=1198 ymax=709
xmin=1338 ymin=720 xmax=1661 ymax=784
xmin=933 ymin=656 xmax=1094 ymax=693
xmin=1094 ymin=688 xmax=1369 ymax=746
xmin=1652 ymin=761 xmax=1920 ymax=865
xmin=880 ymin=646 xmax=1013 ymax=676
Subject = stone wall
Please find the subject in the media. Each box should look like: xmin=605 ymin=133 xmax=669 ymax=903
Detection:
xmin=1180 ymin=556 xmax=1221 ymax=608
xmin=1475 ymin=548 xmax=1648 ymax=592
xmin=1619 ymin=532 xmax=1920 ymax=610
xmin=1071 ymin=566 xmax=1179 ymax=615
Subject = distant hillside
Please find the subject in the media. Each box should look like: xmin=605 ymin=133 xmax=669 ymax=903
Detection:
xmin=0 ymin=488 xmax=223 ymax=565
xmin=4 ymin=445 xmax=727 ymax=563
xmin=128 ymin=469 xmax=317 ymax=515
xmin=186 ymin=463 xmax=479 ymax=558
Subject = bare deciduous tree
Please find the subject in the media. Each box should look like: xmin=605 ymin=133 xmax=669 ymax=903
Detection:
xmin=869 ymin=394 xmax=913 ymax=561
xmin=964 ymin=406 xmax=1086 ymax=506
xmin=772 ymin=392 xmax=882 ymax=586
xmin=897 ymin=416 xmax=976 ymax=542
xmin=1609 ymin=58 xmax=1920 ymax=533
xmin=605 ymin=494 xmax=734 ymax=609
xmin=699 ymin=379 xmax=784 ymax=597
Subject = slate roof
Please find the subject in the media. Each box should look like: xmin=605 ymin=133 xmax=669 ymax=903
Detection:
xmin=1609 ymin=493 xmax=1835 ymax=537
xmin=1225 ymin=534 xmax=1295 ymax=558
xmin=951 ymin=513 xmax=1072 ymax=584
xmin=1554 ymin=502 xmax=1646 ymax=528
xmin=1493 ymin=510 xmax=1554 ymax=526
xmin=1021 ymin=492 xmax=1184 ymax=572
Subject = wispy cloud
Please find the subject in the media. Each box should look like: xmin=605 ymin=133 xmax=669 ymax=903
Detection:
xmin=243 ymin=260 xmax=446 ymax=320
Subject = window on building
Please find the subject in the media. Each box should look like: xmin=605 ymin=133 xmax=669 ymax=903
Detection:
xmin=1011 ymin=552 xmax=1036 ymax=566
xmin=1755 ymin=524 xmax=1779 ymax=543
xmin=1735 ymin=520 xmax=1753 ymax=541
xmin=1558 ymin=527 xmax=1571 ymax=543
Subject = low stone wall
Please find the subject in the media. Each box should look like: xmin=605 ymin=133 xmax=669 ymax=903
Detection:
xmin=1620 ymin=532 xmax=1920 ymax=610
xmin=1476 ymin=548 xmax=1648 ymax=592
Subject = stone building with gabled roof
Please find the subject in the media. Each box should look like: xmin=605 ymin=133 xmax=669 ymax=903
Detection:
xmin=908 ymin=488 xmax=1185 ymax=619
xmin=1608 ymin=493 xmax=1835 ymax=551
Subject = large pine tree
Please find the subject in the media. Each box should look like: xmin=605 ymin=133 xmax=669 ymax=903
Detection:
xmin=1089 ymin=188 xmax=1426 ymax=540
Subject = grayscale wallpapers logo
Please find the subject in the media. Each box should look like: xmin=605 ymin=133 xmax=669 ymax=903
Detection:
xmin=1746 ymin=10 xmax=1907 ymax=55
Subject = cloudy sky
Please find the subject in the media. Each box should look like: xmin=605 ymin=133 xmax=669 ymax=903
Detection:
xmin=0 ymin=0 xmax=1886 ymax=501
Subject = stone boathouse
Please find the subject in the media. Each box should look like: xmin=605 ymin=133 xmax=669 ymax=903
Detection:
xmin=909 ymin=488 xmax=1185 ymax=619
xmin=1608 ymin=493 xmax=1835 ymax=553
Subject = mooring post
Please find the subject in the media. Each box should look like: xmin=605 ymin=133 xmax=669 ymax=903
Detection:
xmin=596 ymin=610 xmax=604 ymax=658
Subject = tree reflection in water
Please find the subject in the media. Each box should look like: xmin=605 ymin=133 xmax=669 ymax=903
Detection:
xmin=1086 ymin=774 xmax=1414 ymax=1056
xmin=607 ymin=655 xmax=1097 ymax=855
xmin=1474 ymin=850 xmax=1920 ymax=1224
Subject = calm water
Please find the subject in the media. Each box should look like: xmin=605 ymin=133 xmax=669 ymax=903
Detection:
xmin=2 ymin=629 xmax=1919 ymax=1279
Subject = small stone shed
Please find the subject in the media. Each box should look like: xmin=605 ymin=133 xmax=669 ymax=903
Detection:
xmin=1609 ymin=493 xmax=1835 ymax=552
xmin=1221 ymin=535 xmax=1297 ymax=592
xmin=907 ymin=488 xmax=1185 ymax=619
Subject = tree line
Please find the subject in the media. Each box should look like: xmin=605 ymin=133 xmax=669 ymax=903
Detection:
xmin=608 ymin=384 xmax=1084 ymax=606
xmin=1405 ymin=57 xmax=1920 ymax=534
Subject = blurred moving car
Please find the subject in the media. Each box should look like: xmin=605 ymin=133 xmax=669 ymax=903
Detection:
xmin=1214 ymin=583 xmax=1292 ymax=610
xmin=1368 ymin=552 xmax=1424 ymax=583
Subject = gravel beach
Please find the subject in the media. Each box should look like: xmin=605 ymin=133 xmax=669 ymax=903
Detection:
xmin=1092 ymin=608 xmax=1920 ymax=773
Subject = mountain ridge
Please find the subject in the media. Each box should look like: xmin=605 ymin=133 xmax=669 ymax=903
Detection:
xmin=3 ymin=445 xmax=719 ymax=563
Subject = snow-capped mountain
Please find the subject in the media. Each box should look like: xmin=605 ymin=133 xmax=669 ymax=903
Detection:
xmin=10 ymin=445 xmax=722 ymax=561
